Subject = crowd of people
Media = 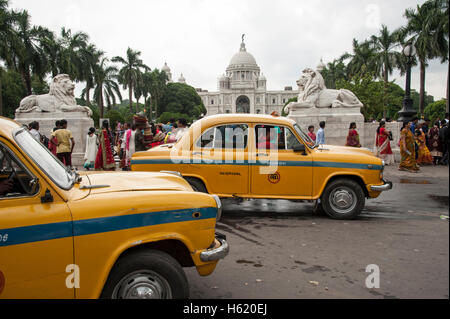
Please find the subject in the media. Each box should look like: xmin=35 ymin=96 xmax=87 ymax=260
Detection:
xmin=305 ymin=113 xmax=449 ymax=173
xmin=25 ymin=111 xmax=449 ymax=174
xmin=93 ymin=113 xmax=191 ymax=171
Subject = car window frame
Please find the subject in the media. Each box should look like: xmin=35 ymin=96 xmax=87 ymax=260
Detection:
xmin=194 ymin=123 xmax=250 ymax=151
xmin=253 ymin=123 xmax=309 ymax=152
xmin=0 ymin=140 xmax=41 ymax=200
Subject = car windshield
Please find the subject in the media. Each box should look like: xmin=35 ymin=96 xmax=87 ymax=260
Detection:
xmin=14 ymin=128 xmax=75 ymax=190
xmin=293 ymin=124 xmax=316 ymax=149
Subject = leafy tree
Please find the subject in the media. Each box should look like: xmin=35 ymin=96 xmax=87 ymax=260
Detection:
xmin=159 ymin=82 xmax=206 ymax=120
xmin=320 ymin=59 xmax=348 ymax=89
xmin=369 ymin=25 xmax=404 ymax=118
xmin=147 ymin=68 xmax=168 ymax=121
xmin=336 ymin=72 xmax=404 ymax=121
xmin=112 ymin=48 xmax=149 ymax=112
xmin=423 ymin=99 xmax=447 ymax=122
xmin=8 ymin=10 xmax=50 ymax=95
xmin=92 ymin=57 xmax=122 ymax=117
xmin=342 ymin=39 xmax=377 ymax=79
xmin=402 ymin=1 xmax=442 ymax=115
xmin=0 ymin=69 xmax=26 ymax=118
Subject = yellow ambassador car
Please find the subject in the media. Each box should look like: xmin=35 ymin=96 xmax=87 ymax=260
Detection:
xmin=0 ymin=116 xmax=228 ymax=299
xmin=131 ymin=114 xmax=392 ymax=220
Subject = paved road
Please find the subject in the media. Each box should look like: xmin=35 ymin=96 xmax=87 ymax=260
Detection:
xmin=186 ymin=165 xmax=449 ymax=299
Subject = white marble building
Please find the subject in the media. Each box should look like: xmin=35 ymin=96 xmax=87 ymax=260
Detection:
xmin=194 ymin=39 xmax=298 ymax=115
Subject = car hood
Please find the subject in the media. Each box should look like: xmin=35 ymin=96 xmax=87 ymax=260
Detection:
xmin=72 ymin=171 xmax=191 ymax=199
xmin=313 ymin=144 xmax=380 ymax=164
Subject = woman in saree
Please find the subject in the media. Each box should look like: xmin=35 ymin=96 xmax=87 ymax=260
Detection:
xmin=427 ymin=121 xmax=443 ymax=164
xmin=346 ymin=122 xmax=361 ymax=148
xmin=399 ymin=121 xmax=420 ymax=172
xmin=375 ymin=121 xmax=394 ymax=165
xmin=95 ymin=120 xmax=116 ymax=171
xmin=415 ymin=122 xmax=433 ymax=165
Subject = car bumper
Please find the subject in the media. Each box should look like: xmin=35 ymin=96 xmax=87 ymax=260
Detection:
xmin=370 ymin=180 xmax=393 ymax=192
xmin=200 ymin=234 xmax=229 ymax=262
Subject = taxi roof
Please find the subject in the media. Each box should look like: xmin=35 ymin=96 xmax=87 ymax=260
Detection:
xmin=192 ymin=114 xmax=295 ymax=128
xmin=0 ymin=116 xmax=23 ymax=140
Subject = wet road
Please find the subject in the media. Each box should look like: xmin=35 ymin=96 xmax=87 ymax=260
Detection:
xmin=185 ymin=166 xmax=449 ymax=299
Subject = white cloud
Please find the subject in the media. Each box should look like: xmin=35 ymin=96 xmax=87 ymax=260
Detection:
xmin=8 ymin=0 xmax=448 ymax=100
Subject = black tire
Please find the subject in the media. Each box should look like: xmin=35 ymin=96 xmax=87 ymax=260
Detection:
xmin=101 ymin=249 xmax=189 ymax=299
xmin=313 ymin=199 xmax=326 ymax=215
xmin=185 ymin=177 xmax=208 ymax=193
xmin=321 ymin=178 xmax=365 ymax=220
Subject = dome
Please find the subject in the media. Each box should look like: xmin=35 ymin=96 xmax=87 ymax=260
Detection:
xmin=162 ymin=62 xmax=170 ymax=72
xmin=317 ymin=59 xmax=326 ymax=72
xmin=228 ymin=40 xmax=258 ymax=68
xmin=178 ymin=73 xmax=186 ymax=83
xmin=258 ymin=73 xmax=266 ymax=81
xmin=219 ymin=74 xmax=229 ymax=81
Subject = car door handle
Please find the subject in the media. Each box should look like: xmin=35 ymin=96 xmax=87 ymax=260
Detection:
xmin=256 ymin=153 xmax=268 ymax=157
xmin=192 ymin=152 xmax=202 ymax=156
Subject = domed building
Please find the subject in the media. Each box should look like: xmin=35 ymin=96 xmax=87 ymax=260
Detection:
xmin=196 ymin=37 xmax=298 ymax=115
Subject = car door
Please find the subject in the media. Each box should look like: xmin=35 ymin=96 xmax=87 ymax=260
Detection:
xmin=250 ymin=124 xmax=313 ymax=197
xmin=191 ymin=124 xmax=249 ymax=195
xmin=0 ymin=139 xmax=74 ymax=299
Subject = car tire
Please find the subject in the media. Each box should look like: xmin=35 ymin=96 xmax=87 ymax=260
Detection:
xmin=185 ymin=177 xmax=208 ymax=193
xmin=101 ymin=249 xmax=189 ymax=299
xmin=321 ymin=178 xmax=365 ymax=220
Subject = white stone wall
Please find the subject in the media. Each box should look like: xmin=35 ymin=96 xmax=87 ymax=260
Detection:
xmin=14 ymin=111 xmax=94 ymax=167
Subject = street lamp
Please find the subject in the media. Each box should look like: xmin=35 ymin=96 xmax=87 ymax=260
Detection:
xmin=397 ymin=43 xmax=417 ymax=122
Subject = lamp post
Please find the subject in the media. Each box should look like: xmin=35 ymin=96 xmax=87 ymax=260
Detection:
xmin=397 ymin=43 xmax=417 ymax=122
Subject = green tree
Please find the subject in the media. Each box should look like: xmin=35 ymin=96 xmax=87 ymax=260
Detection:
xmin=8 ymin=10 xmax=50 ymax=95
xmin=336 ymin=71 xmax=404 ymax=121
xmin=92 ymin=57 xmax=122 ymax=118
xmin=320 ymin=59 xmax=348 ymax=89
xmin=342 ymin=39 xmax=377 ymax=79
xmin=112 ymin=48 xmax=149 ymax=112
xmin=159 ymin=82 xmax=206 ymax=120
xmin=148 ymin=69 xmax=168 ymax=120
xmin=402 ymin=1 xmax=442 ymax=115
xmin=423 ymin=99 xmax=447 ymax=121
xmin=0 ymin=69 xmax=26 ymax=118
xmin=369 ymin=25 xmax=404 ymax=118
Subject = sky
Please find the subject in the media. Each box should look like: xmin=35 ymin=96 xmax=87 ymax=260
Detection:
xmin=8 ymin=0 xmax=448 ymax=100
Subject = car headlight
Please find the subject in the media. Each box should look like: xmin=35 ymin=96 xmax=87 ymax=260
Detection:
xmin=212 ymin=195 xmax=222 ymax=221
xmin=381 ymin=160 xmax=385 ymax=172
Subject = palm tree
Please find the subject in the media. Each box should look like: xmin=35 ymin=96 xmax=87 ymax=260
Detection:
xmin=402 ymin=2 xmax=440 ymax=115
xmin=9 ymin=10 xmax=49 ymax=95
xmin=92 ymin=57 xmax=122 ymax=118
xmin=0 ymin=0 xmax=12 ymax=115
xmin=343 ymin=39 xmax=377 ymax=79
xmin=148 ymin=69 xmax=168 ymax=118
xmin=426 ymin=0 xmax=449 ymax=112
xmin=321 ymin=59 xmax=348 ymax=89
xmin=56 ymin=27 xmax=89 ymax=81
xmin=370 ymin=25 xmax=404 ymax=118
xmin=112 ymin=48 xmax=149 ymax=112
xmin=79 ymin=44 xmax=103 ymax=108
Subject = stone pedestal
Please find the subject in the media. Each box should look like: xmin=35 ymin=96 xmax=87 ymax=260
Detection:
xmin=14 ymin=112 xmax=94 ymax=167
xmin=288 ymin=106 xmax=364 ymax=146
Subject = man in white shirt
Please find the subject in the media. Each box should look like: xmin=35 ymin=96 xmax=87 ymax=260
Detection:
xmin=29 ymin=121 xmax=41 ymax=142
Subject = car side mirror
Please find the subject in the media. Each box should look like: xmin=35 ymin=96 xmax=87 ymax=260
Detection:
xmin=293 ymin=144 xmax=306 ymax=153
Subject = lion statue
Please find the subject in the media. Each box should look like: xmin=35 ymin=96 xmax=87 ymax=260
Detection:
xmin=15 ymin=74 xmax=92 ymax=116
xmin=284 ymin=68 xmax=363 ymax=114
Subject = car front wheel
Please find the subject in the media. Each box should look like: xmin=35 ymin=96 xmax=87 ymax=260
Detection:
xmin=321 ymin=178 xmax=365 ymax=220
xmin=101 ymin=250 xmax=189 ymax=299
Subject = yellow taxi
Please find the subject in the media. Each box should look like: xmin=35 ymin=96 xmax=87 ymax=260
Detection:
xmin=131 ymin=114 xmax=392 ymax=220
xmin=0 ymin=116 xmax=228 ymax=299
